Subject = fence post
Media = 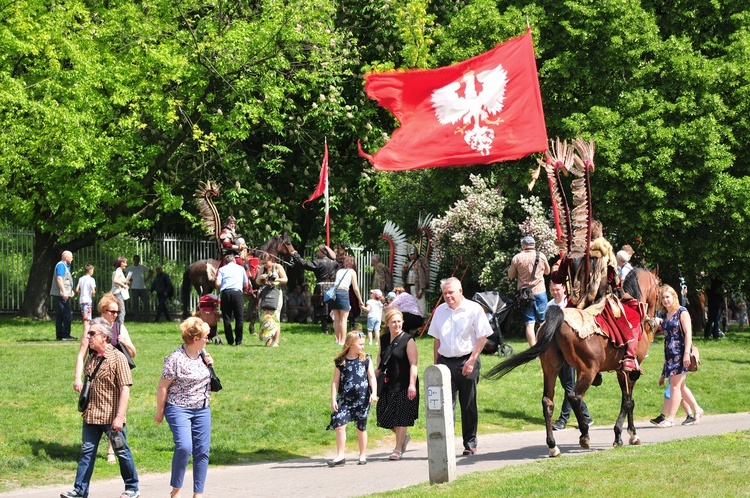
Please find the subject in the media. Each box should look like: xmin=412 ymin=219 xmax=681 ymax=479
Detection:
xmin=424 ymin=364 xmax=456 ymax=485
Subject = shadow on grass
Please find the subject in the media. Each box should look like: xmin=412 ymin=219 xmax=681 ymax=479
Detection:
xmin=482 ymin=408 xmax=545 ymax=426
xmin=28 ymin=439 xmax=80 ymax=462
xmin=210 ymin=448 xmax=307 ymax=465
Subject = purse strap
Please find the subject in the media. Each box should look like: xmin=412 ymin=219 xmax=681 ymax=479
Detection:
xmin=87 ymin=355 xmax=106 ymax=381
xmin=378 ymin=331 xmax=404 ymax=370
xmin=530 ymin=251 xmax=540 ymax=281
xmin=332 ymin=269 xmax=349 ymax=289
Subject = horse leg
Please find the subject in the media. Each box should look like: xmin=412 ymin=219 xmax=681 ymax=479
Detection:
xmin=571 ymin=369 xmax=595 ymax=450
xmin=246 ymin=293 xmax=256 ymax=335
xmin=626 ymin=370 xmax=641 ymax=445
xmin=613 ymin=371 xmax=636 ymax=447
xmin=541 ymin=353 xmax=561 ymax=457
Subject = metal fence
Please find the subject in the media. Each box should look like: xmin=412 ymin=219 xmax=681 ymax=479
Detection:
xmin=0 ymin=230 xmax=388 ymax=315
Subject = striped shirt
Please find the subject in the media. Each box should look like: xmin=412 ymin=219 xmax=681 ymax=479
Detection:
xmin=83 ymin=345 xmax=133 ymax=425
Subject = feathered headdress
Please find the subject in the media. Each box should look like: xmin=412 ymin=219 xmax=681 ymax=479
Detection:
xmin=194 ymin=181 xmax=222 ymax=252
xmin=381 ymin=221 xmax=408 ymax=288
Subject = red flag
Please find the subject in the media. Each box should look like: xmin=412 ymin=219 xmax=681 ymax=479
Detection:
xmin=358 ymin=30 xmax=547 ymax=171
xmin=303 ymin=140 xmax=328 ymax=210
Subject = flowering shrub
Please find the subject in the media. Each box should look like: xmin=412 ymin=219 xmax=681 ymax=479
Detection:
xmin=517 ymin=196 xmax=558 ymax=258
xmin=431 ymin=174 xmax=508 ymax=288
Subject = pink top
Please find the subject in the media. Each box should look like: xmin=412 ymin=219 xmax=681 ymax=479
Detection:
xmin=391 ymin=292 xmax=422 ymax=317
xmin=161 ymin=346 xmax=211 ymax=409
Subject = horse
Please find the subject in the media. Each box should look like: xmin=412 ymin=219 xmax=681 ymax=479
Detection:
xmin=181 ymin=234 xmax=297 ymax=334
xmin=486 ymin=268 xmax=660 ymax=457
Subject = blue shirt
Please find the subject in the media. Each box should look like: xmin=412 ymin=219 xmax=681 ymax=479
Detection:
xmin=218 ymin=262 xmax=247 ymax=292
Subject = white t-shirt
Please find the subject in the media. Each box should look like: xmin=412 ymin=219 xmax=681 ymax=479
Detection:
xmin=366 ymin=298 xmax=383 ymax=319
xmin=334 ymin=269 xmax=354 ymax=289
xmin=129 ymin=264 xmax=149 ymax=289
xmin=546 ymin=297 xmax=567 ymax=310
xmin=77 ymin=275 xmax=96 ymax=304
xmin=428 ymin=298 xmax=493 ymax=358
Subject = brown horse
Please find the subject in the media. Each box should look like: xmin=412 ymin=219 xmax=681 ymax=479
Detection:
xmin=486 ymin=268 xmax=660 ymax=456
xmin=181 ymin=234 xmax=297 ymax=333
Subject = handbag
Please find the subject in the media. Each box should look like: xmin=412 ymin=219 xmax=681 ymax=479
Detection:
xmin=260 ymin=284 xmax=281 ymax=310
xmin=324 ymin=270 xmax=349 ymax=304
xmin=200 ymin=351 xmax=222 ymax=392
xmin=112 ymin=323 xmax=135 ymax=369
xmin=514 ymin=251 xmax=540 ymax=309
xmin=688 ymin=346 xmax=700 ymax=372
xmin=78 ymin=356 xmax=105 ymax=412
xmin=120 ymin=288 xmax=130 ymax=301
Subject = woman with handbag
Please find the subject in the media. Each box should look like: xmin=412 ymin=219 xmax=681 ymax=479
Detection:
xmin=376 ymin=309 xmax=419 ymax=461
xmin=73 ymin=292 xmax=137 ymax=464
xmin=330 ymin=256 xmax=364 ymax=345
xmin=651 ymin=284 xmax=703 ymax=428
xmin=256 ymin=255 xmax=288 ymax=347
xmin=154 ymin=317 xmax=215 ymax=498
xmin=111 ymin=257 xmax=130 ymax=325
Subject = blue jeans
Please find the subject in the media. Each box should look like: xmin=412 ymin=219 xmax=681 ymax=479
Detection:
xmin=521 ymin=292 xmax=548 ymax=324
xmin=165 ymin=404 xmax=211 ymax=493
xmin=73 ymin=422 xmax=138 ymax=497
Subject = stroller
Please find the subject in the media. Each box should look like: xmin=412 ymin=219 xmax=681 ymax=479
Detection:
xmin=472 ymin=291 xmax=514 ymax=357
xmin=197 ymin=294 xmax=222 ymax=344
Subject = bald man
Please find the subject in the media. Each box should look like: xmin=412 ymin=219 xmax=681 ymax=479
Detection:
xmin=50 ymin=250 xmax=76 ymax=341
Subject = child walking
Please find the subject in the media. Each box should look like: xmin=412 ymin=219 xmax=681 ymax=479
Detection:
xmin=361 ymin=289 xmax=384 ymax=346
xmin=76 ymin=264 xmax=96 ymax=336
xmin=326 ymin=331 xmax=377 ymax=466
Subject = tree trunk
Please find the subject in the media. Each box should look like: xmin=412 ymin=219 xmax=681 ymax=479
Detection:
xmin=18 ymin=230 xmax=61 ymax=319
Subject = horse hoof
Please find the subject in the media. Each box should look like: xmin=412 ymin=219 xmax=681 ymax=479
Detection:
xmin=579 ymin=437 xmax=590 ymax=450
xmin=630 ymin=435 xmax=641 ymax=445
xmin=549 ymin=446 xmax=561 ymax=458
xmin=613 ymin=440 xmax=623 ymax=447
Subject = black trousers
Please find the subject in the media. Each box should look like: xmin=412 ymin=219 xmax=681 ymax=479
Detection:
xmin=153 ymin=293 xmax=171 ymax=322
xmin=221 ymin=289 xmax=244 ymax=345
xmin=402 ymin=312 xmax=424 ymax=333
xmin=438 ymin=354 xmax=480 ymax=450
xmin=705 ymin=305 xmax=723 ymax=339
xmin=557 ymin=360 xmax=591 ymax=423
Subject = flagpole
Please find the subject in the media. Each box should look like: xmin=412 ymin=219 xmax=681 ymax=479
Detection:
xmin=324 ymin=138 xmax=331 ymax=247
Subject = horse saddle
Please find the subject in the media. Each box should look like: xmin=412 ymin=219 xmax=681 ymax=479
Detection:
xmin=562 ymin=295 xmax=642 ymax=346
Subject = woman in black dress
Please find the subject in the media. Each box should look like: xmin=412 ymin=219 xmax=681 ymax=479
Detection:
xmin=376 ymin=309 xmax=419 ymax=460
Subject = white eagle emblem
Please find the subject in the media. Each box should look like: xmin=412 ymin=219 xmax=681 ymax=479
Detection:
xmin=431 ymin=64 xmax=509 ymax=156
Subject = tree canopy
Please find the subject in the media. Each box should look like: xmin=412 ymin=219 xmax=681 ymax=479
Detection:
xmin=1 ymin=0 xmax=750 ymax=316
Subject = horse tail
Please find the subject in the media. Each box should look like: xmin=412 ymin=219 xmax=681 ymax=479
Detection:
xmin=182 ymin=265 xmax=192 ymax=318
xmin=485 ymin=305 xmax=564 ymax=380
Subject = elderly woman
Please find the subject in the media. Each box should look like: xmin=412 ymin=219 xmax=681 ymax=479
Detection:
xmin=62 ymin=317 xmax=139 ymax=498
xmin=387 ymin=287 xmax=424 ymax=333
xmin=74 ymin=292 xmax=137 ymax=464
xmin=376 ymin=309 xmax=419 ymax=461
xmin=155 ymin=317 xmax=215 ymax=498
xmin=651 ymin=284 xmax=702 ymax=428
xmin=331 ymin=255 xmax=364 ymax=345
xmin=111 ymin=257 xmax=130 ymax=325
xmin=256 ymin=255 xmax=288 ymax=347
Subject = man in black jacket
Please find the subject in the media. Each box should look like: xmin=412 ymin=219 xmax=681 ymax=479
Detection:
xmin=291 ymin=245 xmax=339 ymax=333
xmin=150 ymin=265 xmax=174 ymax=323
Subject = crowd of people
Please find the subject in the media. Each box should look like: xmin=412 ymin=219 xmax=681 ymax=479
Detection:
xmin=52 ymin=231 xmax=720 ymax=496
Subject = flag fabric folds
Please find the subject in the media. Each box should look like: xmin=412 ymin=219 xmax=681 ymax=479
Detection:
xmin=358 ymin=30 xmax=547 ymax=171
xmin=303 ymin=139 xmax=329 ymax=210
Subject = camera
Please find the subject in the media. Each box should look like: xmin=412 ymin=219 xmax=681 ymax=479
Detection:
xmin=109 ymin=430 xmax=125 ymax=450
xmin=267 ymin=273 xmax=277 ymax=282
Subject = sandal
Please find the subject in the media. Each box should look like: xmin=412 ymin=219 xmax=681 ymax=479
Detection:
xmin=388 ymin=450 xmax=403 ymax=461
xmin=694 ymin=409 xmax=704 ymax=424
xmin=401 ymin=434 xmax=411 ymax=453
xmin=107 ymin=451 xmax=116 ymax=465
xmin=656 ymin=419 xmax=674 ymax=428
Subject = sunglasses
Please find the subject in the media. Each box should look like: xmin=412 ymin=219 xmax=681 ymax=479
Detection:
xmin=87 ymin=330 xmax=100 ymax=337
xmin=105 ymin=309 xmax=119 ymax=315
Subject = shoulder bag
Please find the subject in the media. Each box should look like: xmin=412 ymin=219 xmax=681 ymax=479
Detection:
xmin=515 ymin=251 xmax=540 ymax=309
xmin=376 ymin=331 xmax=404 ymax=397
xmin=324 ymin=270 xmax=349 ymax=304
xmin=200 ymin=350 xmax=222 ymax=392
xmin=78 ymin=356 xmax=106 ymax=412
xmin=260 ymin=284 xmax=280 ymax=310
xmin=112 ymin=323 xmax=136 ymax=370
xmin=676 ymin=308 xmax=701 ymax=372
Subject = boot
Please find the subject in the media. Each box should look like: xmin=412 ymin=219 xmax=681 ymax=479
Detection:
xmin=621 ymin=340 xmax=639 ymax=372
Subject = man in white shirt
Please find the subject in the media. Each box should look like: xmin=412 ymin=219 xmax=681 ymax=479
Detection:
xmin=428 ymin=277 xmax=493 ymax=456
xmin=129 ymin=255 xmax=153 ymax=322
xmin=547 ymin=281 xmax=594 ymax=431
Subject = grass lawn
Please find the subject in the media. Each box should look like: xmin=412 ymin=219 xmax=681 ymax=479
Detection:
xmin=1 ymin=316 xmax=749 ymax=492
xmin=368 ymin=430 xmax=750 ymax=497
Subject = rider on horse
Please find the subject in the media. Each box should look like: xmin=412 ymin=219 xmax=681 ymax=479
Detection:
xmin=220 ymin=216 xmax=248 ymax=267
xmin=551 ymin=220 xmax=642 ymax=372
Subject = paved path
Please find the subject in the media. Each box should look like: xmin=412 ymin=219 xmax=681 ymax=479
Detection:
xmin=4 ymin=412 xmax=749 ymax=498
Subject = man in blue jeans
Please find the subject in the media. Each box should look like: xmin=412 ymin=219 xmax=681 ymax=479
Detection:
xmin=508 ymin=236 xmax=551 ymax=346
xmin=50 ymin=250 xmax=77 ymax=341
xmin=63 ymin=317 xmax=139 ymax=498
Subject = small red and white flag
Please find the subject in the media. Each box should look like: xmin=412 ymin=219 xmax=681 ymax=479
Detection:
xmin=302 ymin=139 xmax=330 ymax=228
xmin=358 ymin=30 xmax=547 ymax=171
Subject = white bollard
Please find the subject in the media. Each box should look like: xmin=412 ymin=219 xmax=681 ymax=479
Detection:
xmin=424 ymin=364 xmax=456 ymax=485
